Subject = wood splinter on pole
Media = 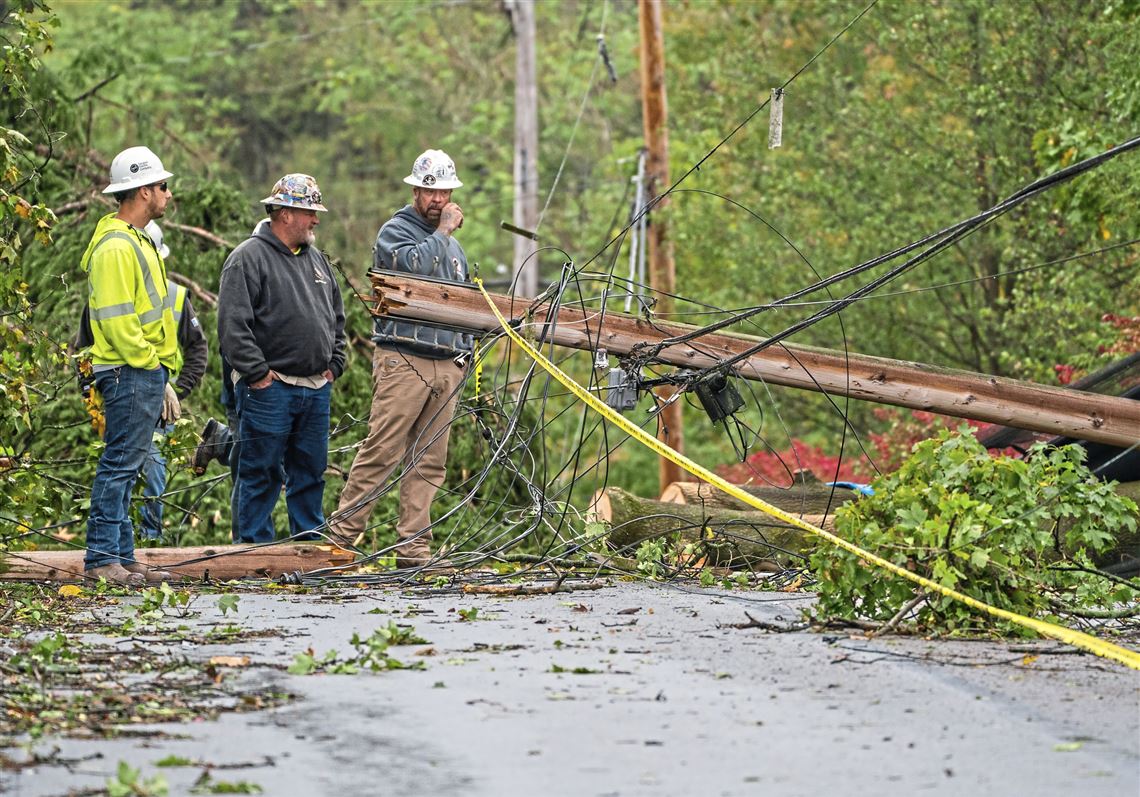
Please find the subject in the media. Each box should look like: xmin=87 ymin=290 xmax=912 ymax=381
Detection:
xmin=639 ymin=0 xmax=684 ymax=492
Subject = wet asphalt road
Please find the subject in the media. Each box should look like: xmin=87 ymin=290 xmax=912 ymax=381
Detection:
xmin=3 ymin=580 xmax=1138 ymax=796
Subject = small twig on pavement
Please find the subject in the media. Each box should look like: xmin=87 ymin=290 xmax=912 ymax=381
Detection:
xmin=462 ymin=580 xmax=606 ymax=596
xmin=870 ymin=591 xmax=926 ymax=638
xmin=724 ymin=610 xmax=808 ymax=632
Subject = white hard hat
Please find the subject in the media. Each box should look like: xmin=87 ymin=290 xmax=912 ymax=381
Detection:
xmin=144 ymin=221 xmax=170 ymax=258
xmin=102 ymin=146 xmax=174 ymax=194
xmin=403 ymin=149 xmax=462 ymax=190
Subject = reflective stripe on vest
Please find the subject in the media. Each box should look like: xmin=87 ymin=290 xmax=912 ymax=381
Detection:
xmin=90 ymin=301 xmax=137 ymax=321
xmin=167 ymin=281 xmax=187 ymax=323
xmin=89 ymin=230 xmax=163 ymax=320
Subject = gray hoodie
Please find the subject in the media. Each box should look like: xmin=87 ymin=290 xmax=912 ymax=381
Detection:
xmin=218 ymin=224 xmax=346 ymax=384
xmin=371 ymin=205 xmax=474 ymax=359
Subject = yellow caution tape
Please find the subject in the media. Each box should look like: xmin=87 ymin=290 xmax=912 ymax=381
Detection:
xmin=473 ymin=348 xmax=483 ymax=402
xmin=475 ymin=279 xmax=1140 ymax=670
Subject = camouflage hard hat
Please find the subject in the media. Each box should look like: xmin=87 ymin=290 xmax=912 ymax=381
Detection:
xmin=260 ymin=173 xmax=328 ymax=212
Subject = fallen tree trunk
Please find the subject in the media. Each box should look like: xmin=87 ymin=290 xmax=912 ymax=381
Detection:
xmin=658 ymin=480 xmax=860 ymax=514
xmin=0 ymin=543 xmax=356 ymax=583
xmin=599 ymin=487 xmax=832 ymax=570
xmin=595 ymin=480 xmax=1140 ymax=574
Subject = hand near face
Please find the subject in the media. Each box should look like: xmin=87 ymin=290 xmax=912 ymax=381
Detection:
xmin=439 ymin=203 xmax=464 ymax=235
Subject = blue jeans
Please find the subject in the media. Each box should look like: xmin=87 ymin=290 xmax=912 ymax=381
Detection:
xmin=233 ymin=380 xmax=331 ymax=543
xmin=229 ymin=420 xmax=279 ymax=542
xmin=139 ymin=431 xmax=167 ymax=540
xmin=85 ymin=365 xmax=166 ymax=570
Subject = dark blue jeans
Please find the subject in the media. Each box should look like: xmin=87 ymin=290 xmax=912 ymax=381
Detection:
xmin=229 ymin=421 xmax=279 ymax=542
xmin=139 ymin=431 xmax=167 ymax=540
xmin=233 ymin=380 xmax=331 ymax=543
xmin=85 ymin=365 xmax=166 ymax=569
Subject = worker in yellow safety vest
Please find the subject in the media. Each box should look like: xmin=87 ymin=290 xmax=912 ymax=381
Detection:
xmin=137 ymin=222 xmax=208 ymax=541
xmin=81 ymin=145 xmax=183 ymax=585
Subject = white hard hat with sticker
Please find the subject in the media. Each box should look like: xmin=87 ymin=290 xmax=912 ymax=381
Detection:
xmin=403 ymin=149 xmax=462 ymax=190
xmin=103 ymin=146 xmax=174 ymax=194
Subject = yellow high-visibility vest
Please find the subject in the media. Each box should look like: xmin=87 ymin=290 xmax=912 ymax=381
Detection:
xmin=80 ymin=214 xmax=181 ymax=375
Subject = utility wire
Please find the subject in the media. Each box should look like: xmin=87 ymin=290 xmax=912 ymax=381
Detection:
xmin=535 ymin=0 xmax=610 ymax=235
xmin=578 ymin=0 xmax=881 ymax=271
xmin=637 ymin=136 xmax=1140 ymax=375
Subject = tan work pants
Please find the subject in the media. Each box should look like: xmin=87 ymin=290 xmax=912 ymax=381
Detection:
xmin=331 ymin=349 xmax=463 ymax=554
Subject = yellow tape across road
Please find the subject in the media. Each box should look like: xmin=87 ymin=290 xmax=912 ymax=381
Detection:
xmin=475 ymin=279 xmax=1140 ymax=670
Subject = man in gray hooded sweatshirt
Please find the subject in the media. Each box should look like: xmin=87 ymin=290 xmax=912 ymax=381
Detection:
xmin=217 ymin=174 xmax=346 ymax=544
xmin=330 ymin=149 xmax=472 ymax=567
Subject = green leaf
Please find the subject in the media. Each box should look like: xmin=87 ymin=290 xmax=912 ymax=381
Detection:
xmin=217 ymin=594 xmax=240 ymax=616
xmin=287 ymin=652 xmax=318 ymax=675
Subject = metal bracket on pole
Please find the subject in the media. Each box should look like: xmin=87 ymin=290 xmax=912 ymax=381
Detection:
xmin=625 ymin=149 xmax=648 ymax=313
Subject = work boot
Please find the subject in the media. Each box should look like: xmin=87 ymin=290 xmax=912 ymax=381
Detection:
xmin=328 ymin=527 xmax=363 ymax=551
xmin=123 ymin=562 xmax=176 ymax=583
xmin=191 ymin=418 xmax=229 ymax=475
xmin=85 ymin=563 xmax=145 ymax=586
xmin=394 ymin=542 xmax=453 ymax=571
xmin=395 ymin=555 xmax=454 ymax=571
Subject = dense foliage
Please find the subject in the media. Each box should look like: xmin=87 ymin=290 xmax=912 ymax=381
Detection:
xmin=809 ymin=429 xmax=1139 ymax=635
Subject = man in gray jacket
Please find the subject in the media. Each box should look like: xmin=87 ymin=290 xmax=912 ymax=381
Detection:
xmin=217 ymin=174 xmax=346 ymax=543
xmin=330 ymin=149 xmax=472 ymax=567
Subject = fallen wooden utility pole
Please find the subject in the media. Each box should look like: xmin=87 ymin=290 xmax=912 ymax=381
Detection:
xmin=0 ymin=543 xmax=355 ymax=583
xmin=367 ymin=272 xmax=1140 ymax=448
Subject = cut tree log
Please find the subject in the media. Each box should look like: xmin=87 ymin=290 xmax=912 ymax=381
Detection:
xmin=600 ymin=486 xmax=834 ymax=570
xmin=658 ymin=479 xmax=860 ymax=514
xmin=0 ymin=543 xmax=356 ymax=583
xmin=595 ymin=480 xmax=1140 ymax=574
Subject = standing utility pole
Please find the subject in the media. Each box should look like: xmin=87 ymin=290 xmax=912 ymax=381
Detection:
xmin=639 ymin=0 xmax=684 ymax=490
xmin=509 ymin=0 xmax=539 ymax=298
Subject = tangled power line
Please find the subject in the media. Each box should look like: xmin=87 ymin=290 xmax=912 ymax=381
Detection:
xmin=5 ymin=1 xmax=1139 ymax=628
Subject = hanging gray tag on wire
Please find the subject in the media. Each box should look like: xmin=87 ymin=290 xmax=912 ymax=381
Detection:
xmin=768 ymin=88 xmax=784 ymax=149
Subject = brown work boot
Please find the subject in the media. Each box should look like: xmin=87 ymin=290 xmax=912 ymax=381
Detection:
xmin=394 ymin=543 xmax=453 ymax=571
xmin=123 ymin=562 xmax=175 ymax=583
xmin=85 ymin=563 xmax=145 ymax=586
xmin=395 ymin=555 xmax=454 ymax=571
xmin=327 ymin=524 xmax=363 ymax=551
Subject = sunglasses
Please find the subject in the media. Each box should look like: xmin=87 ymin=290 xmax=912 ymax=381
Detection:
xmin=147 ymin=181 xmax=169 ymax=192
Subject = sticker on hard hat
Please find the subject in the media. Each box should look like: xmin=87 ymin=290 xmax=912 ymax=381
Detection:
xmin=130 ymin=163 xmax=140 ymax=173
xmin=422 ymin=174 xmax=436 ymax=186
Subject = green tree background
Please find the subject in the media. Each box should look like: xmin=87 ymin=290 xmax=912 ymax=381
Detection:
xmin=2 ymin=0 xmax=1137 ymax=550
